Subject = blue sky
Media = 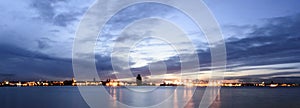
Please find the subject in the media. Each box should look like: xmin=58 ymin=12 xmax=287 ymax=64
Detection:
xmin=0 ymin=0 xmax=300 ymax=83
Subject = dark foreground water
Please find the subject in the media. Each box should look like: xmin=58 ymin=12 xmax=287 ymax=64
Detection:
xmin=0 ymin=86 xmax=299 ymax=108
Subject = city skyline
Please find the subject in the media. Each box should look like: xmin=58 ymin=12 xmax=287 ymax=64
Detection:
xmin=0 ymin=0 xmax=300 ymax=83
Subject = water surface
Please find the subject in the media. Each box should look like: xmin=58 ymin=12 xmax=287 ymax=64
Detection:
xmin=0 ymin=86 xmax=299 ymax=108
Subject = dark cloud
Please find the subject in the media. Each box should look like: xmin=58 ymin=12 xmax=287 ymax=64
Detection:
xmin=36 ymin=37 xmax=56 ymax=49
xmin=199 ymin=13 xmax=300 ymax=81
xmin=225 ymin=14 xmax=300 ymax=67
xmin=100 ymin=2 xmax=176 ymax=42
xmin=53 ymin=12 xmax=80 ymax=27
xmin=230 ymin=67 xmax=298 ymax=73
xmin=95 ymin=55 xmax=114 ymax=79
xmin=125 ymin=13 xmax=300 ymax=81
xmin=232 ymin=76 xmax=300 ymax=84
xmin=31 ymin=0 xmax=58 ymax=21
xmin=228 ymin=71 xmax=300 ymax=80
xmin=0 ymin=43 xmax=72 ymax=81
xmin=106 ymin=2 xmax=175 ymax=26
xmin=30 ymin=0 xmax=87 ymax=27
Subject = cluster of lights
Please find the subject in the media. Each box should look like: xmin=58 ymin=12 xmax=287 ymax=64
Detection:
xmin=106 ymin=81 xmax=125 ymax=87
xmin=1 ymin=79 xmax=299 ymax=87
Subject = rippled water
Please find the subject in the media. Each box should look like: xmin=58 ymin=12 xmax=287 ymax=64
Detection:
xmin=0 ymin=86 xmax=299 ymax=108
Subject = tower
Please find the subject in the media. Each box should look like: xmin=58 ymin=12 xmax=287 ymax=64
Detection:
xmin=136 ymin=74 xmax=142 ymax=86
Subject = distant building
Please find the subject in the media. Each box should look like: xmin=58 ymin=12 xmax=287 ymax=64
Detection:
xmin=101 ymin=79 xmax=111 ymax=86
xmin=2 ymin=81 xmax=10 ymax=86
xmin=136 ymin=74 xmax=142 ymax=86
xmin=63 ymin=77 xmax=77 ymax=86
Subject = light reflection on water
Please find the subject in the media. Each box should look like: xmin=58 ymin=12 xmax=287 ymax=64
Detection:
xmin=0 ymin=87 xmax=300 ymax=108
xmin=107 ymin=86 xmax=196 ymax=107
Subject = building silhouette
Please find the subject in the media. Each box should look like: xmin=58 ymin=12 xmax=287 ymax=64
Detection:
xmin=63 ymin=77 xmax=76 ymax=86
xmin=136 ymin=74 xmax=142 ymax=86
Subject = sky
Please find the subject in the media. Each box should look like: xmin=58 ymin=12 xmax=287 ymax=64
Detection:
xmin=0 ymin=0 xmax=300 ymax=83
